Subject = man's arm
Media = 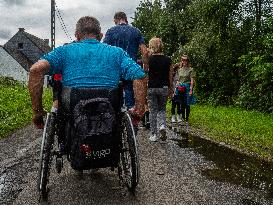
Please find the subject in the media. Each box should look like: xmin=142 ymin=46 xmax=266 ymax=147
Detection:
xmin=137 ymin=44 xmax=148 ymax=110
xmin=133 ymin=77 xmax=146 ymax=113
xmin=168 ymin=64 xmax=175 ymax=98
xmin=139 ymin=44 xmax=149 ymax=71
xmin=128 ymin=77 xmax=146 ymax=125
xmin=28 ymin=60 xmax=50 ymax=127
xmin=119 ymin=49 xmax=147 ymax=121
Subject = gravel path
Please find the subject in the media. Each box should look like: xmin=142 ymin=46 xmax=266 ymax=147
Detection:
xmin=0 ymin=124 xmax=272 ymax=205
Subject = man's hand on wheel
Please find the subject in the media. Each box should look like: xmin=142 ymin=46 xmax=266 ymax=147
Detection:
xmin=128 ymin=106 xmax=145 ymax=125
xmin=32 ymin=109 xmax=47 ymax=129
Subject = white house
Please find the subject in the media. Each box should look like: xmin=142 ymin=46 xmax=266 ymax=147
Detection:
xmin=0 ymin=28 xmax=50 ymax=83
xmin=0 ymin=45 xmax=28 ymax=82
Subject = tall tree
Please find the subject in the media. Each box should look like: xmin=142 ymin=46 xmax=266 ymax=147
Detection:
xmin=133 ymin=0 xmax=273 ymax=111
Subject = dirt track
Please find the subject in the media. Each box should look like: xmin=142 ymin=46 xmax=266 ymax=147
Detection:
xmin=0 ymin=124 xmax=272 ymax=205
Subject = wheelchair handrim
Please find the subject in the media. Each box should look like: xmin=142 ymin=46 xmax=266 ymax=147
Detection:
xmin=124 ymin=112 xmax=140 ymax=183
xmin=38 ymin=113 xmax=50 ymax=191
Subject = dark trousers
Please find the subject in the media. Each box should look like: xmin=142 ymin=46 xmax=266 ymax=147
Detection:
xmin=171 ymin=98 xmax=181 ymax=115
xmin=171 ymin=94 xmax=190 ymax=121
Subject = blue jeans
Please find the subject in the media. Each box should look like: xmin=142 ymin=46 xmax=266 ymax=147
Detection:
xmin=147 ymin=87 xmax=168 ymax=135
xmin=124 ymin=81 xmax=135 ymax=109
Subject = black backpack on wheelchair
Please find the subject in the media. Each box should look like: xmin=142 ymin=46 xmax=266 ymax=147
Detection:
xmin=70 ymin=97 xmax=120 ymax=170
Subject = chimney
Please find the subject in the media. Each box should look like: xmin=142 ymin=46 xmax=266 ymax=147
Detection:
xmin=19 ymin=28 xmax=25 ymax=32
xmin=44 ymin=39 xmax=49 ymax=45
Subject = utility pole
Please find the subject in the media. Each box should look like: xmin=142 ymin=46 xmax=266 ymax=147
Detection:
xmin=51 ymin=0 xmax=55 ymax=50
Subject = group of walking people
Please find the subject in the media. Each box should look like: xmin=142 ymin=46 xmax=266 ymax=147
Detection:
xmin=104 ymin=12 xmax=197 ymax=142
xmin=146 ymin=40 xmax=196 ymax=142
xmin=106 ymin=12 xmax=196 ymax=143
xmin=29 ymin=11 xmax=196 ymax=144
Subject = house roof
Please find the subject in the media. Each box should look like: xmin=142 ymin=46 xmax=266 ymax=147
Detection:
xmin=23 ymin=31 xmax=51 ymax=53
xmin=3 ymin=28 xmax=51 ymax=71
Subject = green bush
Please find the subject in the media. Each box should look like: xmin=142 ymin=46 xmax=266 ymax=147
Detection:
xmin=133 ymin=1 xmax=273 ymax=113
xmin=236 ymin=18 xmax=273 ymax=113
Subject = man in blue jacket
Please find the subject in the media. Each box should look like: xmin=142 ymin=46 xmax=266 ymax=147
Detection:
xmin=103 ymin=11 xmax=148 ymax=109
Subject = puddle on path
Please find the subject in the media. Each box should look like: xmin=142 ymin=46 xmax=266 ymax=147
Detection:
xmin=170 ymin=127 xmax=273 ymax=199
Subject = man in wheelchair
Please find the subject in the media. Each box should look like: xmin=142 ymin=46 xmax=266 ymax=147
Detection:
xmin=28 ymin=16 xmax=146 ymax=197
xmin=29 ymin=16 xmax=146 ymax=127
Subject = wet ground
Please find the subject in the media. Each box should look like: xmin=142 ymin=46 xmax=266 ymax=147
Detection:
xmin=1 ymin=123 xmax=273 ymax=204
xmin=171 ymin=123 xmax=273 ymax=200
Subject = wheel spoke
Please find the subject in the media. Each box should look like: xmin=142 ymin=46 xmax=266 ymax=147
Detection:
xmin=119 ymin=112 xmax=139 ymax=192
xmin=37 ymin=113 xmax=56 ymax=201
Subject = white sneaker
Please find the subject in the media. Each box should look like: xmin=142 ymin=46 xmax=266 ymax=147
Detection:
xmin=149 ymin=134 xmax=158 ymax=142
xmin=171 ymin=115 xmax=176 ymax=123
xmin=177 ymin=115 xmax=182 ymax=123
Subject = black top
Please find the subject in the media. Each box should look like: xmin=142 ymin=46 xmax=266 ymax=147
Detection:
xmin=148 ymin=55 xmax=171 ymax=88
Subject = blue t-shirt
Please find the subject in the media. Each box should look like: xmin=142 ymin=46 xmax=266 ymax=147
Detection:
xmin=41 ymin=39 xmax=145 ymax=88
xmin=103 ymin=24 xmax=144 ymax=61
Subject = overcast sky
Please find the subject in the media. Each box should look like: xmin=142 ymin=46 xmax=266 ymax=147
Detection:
xmin=0 ymin=0 xmax=141 ymax=46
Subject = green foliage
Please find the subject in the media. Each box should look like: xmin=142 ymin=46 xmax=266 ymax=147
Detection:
xmin=0 ymin=76 xmax=22 ymax=87
xmin=0 ymin=77 xmax=52 ymax=138
xmin=236 ymin=18 xmax=273 ymax=112
xmin=133 ymin=0 xmax=191 ymax=56
xmin=133 ymin=0 xmax=273 ymax=112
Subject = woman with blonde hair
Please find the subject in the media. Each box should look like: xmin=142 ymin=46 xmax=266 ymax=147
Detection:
xmin=147 ymin=37 xmax=172 ymax=142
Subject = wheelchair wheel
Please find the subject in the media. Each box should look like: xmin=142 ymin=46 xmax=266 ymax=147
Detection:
xmin=119 ymin=112 xmax=140 ymax=192
xmin=37 ymin=113 xmax=56 ymax=202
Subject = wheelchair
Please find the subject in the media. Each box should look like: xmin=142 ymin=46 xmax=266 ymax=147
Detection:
xmin=37 ymin=85 xmax=140 ymax=202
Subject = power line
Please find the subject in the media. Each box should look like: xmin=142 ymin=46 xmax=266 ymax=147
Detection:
xmin=56 ymin=9 xmax=73 ymax=41
xmin=55 ymin=3 xmax=73 ymax=41
xmin=51 ymin=0 xmax=55 ymax=49
xmin=55 ymin=1 xmax=73 ymax=42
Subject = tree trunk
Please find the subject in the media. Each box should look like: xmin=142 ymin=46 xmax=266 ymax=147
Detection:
xmin=254 ymin=0 xmax=262 ymax=35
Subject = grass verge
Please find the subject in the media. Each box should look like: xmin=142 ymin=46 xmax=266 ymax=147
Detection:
xmin=1 ymin=76 xmax=273 ymax=160
xmin=167 ymin=103 xmax=273 ymax=160
xmin=0 ymin=77 xmax=52 ymax=139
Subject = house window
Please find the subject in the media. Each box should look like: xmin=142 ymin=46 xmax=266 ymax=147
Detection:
xmin=18 ymin=43 xmax=23 ymax=49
